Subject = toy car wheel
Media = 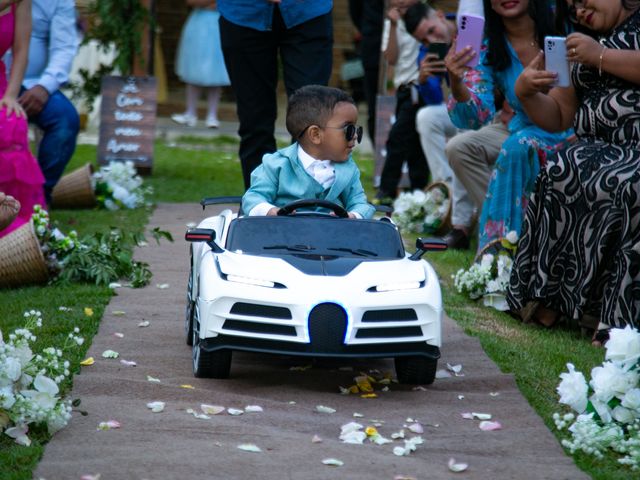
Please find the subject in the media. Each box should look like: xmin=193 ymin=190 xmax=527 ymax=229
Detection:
xmin=394 ymin=356 xmax=438 ymax=385
xmin=192 ymin=310 xmax=232 ymax=379
xmin=185 ymin=267 xmax=195 ymax=346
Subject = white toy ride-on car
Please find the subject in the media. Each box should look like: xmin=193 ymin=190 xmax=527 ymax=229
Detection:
xmin=185 ymin=198 xmax=447 ymax=384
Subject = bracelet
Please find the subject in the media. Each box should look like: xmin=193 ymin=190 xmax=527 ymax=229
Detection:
xmin=598 ymin=46 xmax=607 ymax=77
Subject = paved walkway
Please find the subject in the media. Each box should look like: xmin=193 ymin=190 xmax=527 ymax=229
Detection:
xmin=35 ymin=204 xmax=587 ymax=480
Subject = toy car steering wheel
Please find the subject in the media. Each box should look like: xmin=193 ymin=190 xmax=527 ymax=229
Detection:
xmin=277 ymin=199 xmax=349 ymax=218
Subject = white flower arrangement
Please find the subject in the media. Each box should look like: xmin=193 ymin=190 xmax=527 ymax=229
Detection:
xmin=0 ymin=310 xmax=84 ymax=446
xmin=452 ymin=232 xmax=518 ymax=311
xmin=32 ymin=205 xmax=78 ymax=276
xmin=392 ymin=187 xmax=449 ymax=234
xmin=92 ymin=160 xmax=152 ymax=210
xmin=554 ymin=325 xmax=640 ymax=469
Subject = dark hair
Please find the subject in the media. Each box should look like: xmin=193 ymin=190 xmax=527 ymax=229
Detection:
xmin=555 ymin=0 xmax=639 ymax=35
xmin=483 ymin=0 xmax=555 ymax=71
xmin=286 ymin=85 xmax=355 ymax=139
xmin=403 ymin=2 xmax=436 ymax=36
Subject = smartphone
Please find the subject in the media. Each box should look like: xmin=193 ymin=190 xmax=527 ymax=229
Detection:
xmin=428 ymin=42 xmax=449 ymax=60
xmin=455 ymin=14 xmax=484 ymax=68
xmin=544 ymin=36 xmax=570 ymax=88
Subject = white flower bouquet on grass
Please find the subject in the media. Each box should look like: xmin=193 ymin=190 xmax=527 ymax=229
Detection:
xmin=32 ymin=205 xmax=78 ymax=276
xmin=0 ymin=310 xmax=84 ymax=446
xmin=392 ymin=184 xmax=450 ymax=234
xmin=452 ymin=231 xmax=518 ymax=311
xmin=555 ymin=325 xmax=640 ymax=470
xmin=93 ymin=160 xmax=152 ymax=210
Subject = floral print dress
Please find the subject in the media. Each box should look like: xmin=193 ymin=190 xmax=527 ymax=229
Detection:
xmin=508 ymin=10 xmax=640 ymax=327
xmin=448 ymin=40 xmax=573 ymax=251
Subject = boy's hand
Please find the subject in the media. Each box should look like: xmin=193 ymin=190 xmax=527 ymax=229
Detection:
xmin=419 ymin=54 xmax=446 ymax=83
xmin=348 ymin=213 xmax=358 ymax=219
xmin=267 ymin=207 xmax=280 ymax=216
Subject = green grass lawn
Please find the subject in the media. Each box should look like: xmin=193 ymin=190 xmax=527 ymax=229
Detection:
xmin=0 ymin=136 xmax=617 ymax=479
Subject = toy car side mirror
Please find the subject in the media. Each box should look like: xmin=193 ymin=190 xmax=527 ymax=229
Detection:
xmin=409 ymin=237 xmax=448 ymax=261
xmin=185 ymin=228 xmax=223 ymax=253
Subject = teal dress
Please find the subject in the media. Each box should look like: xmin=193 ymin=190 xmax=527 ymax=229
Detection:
xmin=448 ymin=41 xmax=573 ymax=250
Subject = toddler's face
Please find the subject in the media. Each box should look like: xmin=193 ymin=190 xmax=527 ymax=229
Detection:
xmin=318 ymin=102 xmax=360 ymax=163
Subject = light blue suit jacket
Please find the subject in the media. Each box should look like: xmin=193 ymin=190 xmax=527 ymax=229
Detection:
xmin=242 ymin=143 xmax=375 ymax=219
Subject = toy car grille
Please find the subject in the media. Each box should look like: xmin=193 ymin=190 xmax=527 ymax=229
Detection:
xmin=361 ymin=309 xmax=418 ymax=322
xmin=355 ymin=326 xmax=423 ymax=338
xmin=222 ymin=319 xmax=297 ymax=336
xmin=229 ymin=302 xmax=292 ymax=319
xmin=308 ymin=303 xmax=347 ymax=352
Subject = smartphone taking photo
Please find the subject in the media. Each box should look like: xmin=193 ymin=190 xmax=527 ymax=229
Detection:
xmin=544 ymin=36 xmax=570 ymax=88
xmin=455 ymin=14 xmax=484 ymax=68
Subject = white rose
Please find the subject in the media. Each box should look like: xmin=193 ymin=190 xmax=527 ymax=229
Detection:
xmin=557 ymin=363 xmax=589 ymax=413
xmin=480 ymin=254 xmax=494 ymax=269
xmin=612 ymin=405 xmax=636 ymax=424
xmin=505 ymin=230 xmax=519 ymax=244
xmin=589 ymin=396 xmax=613 ymax=423
xmin=621 ymin=388 xmax=640 ymax=411
xmin=605 ymin=325 xmax=640 ymax=364
xmin=590 ymin=361 xmax=639 ymax=404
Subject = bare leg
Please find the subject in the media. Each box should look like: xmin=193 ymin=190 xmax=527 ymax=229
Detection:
xmin=205 ymin=87 xmax=221 ymax=128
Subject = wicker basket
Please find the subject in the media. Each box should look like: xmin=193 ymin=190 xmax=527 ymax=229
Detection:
xmin=473 ymin=238 xmax=505 ymax=264
xmin=51 ymin=163 xmax=96 ymax=208
xmin=424 ymin=181 xmax=452 ymax=236
xmin=0 ymin=219 xmax=48 ymax=288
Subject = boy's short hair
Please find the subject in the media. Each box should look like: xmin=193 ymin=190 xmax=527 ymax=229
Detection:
xmin=403 ymin=2 xmax=435 ymax=35
xmin=286 ymin=85 xmax=355 ymax=139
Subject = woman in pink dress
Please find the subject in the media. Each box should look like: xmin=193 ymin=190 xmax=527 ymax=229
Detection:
xmin=0 ymin=0 xmax=46 ymax=238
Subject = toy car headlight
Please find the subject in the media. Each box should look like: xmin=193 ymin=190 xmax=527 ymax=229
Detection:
xmin=373 ymin=281 xmax=422 ymax=292
xmin=225 ymin=274 xmax=276 ymax=288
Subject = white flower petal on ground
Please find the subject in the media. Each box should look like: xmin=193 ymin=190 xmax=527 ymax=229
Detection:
xmin=112 ymin=310 xmax=126 ymax=316
xmin=412 ymin=385 xmax=427 ymax=391
xmin=186 ymin=408 xmax=210 ymax=420
xmin=113 ymin=332 xmax=124 ymax=338
xmin=457 ymin=395 xmax=465 ymax=400
xmin=448 ymin=458 xmax=469 ymax=472
xmin=391 ymin=429 xmax=405 ymax=439
xmin=227 ymin=408 xmax=244 ymax=416
xmin=605 ymin=325 xmax=640 ymax=364
xmin=353 ymin=412 xmax=364 ymax=418
xmin=479 ymin=421 xmax=502 ymax=431
xmin=146 ymin=401 xmax=165 ymax=413
xmin=5 ymin=425 xmax=31 ymax=446
xmin=371 ymin=434 xmax=393 ymax=445
xmin=108 ymin=282 xmax=122 ymax=289
xmin=80 ymin=475 xmax=101 ymax=480
xmin=146 ymin=375 xmax=161 ymax=383
xmin=489 ymin=392 xmax=500 ymax=397
xmin=322 ymin=458 xmax=344 ymax=467
xmin=156 ymin=283 xmax=170 ymax=289
xmin=447 ymin=363 xmax=464 ymax=376
xmin=101 ymin=350 xmax=119 ymax=359
xmin=315 ymin=405 xmax=336 ymax=414
xmin=138 ymin=320 xmax=150 ymax=327
xmin=435 ymin=369 xmax=452 ymax=379
xmin=120 ymin=359 xmax=137 ymax=367
xmin=339 ymin=422 xmax=366 ymax=444
xmin=237 ymin=443 xmax=261 ymax=453
xmin=408 ymin=423 xmax=423 ymax=434
xmin=245 ymin=405 xmax=263 ymax=413
xmin=393 ymin=446 xmax=406 ymax=456
xmin=312 ymin=435 xmax=323 ymax=443
xmin=394 ymin=476 xmax=417 ymax=480
xmin=201 ymin=404 xmax=225 ymax=415
xmin=557 ymin=363 xmax=589 ymax=413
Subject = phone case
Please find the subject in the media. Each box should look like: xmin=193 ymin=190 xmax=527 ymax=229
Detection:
xmin=455 ymin=14 xmax=484 ymax=68
xmin=544 ymin=36 xmax=570 ymax=88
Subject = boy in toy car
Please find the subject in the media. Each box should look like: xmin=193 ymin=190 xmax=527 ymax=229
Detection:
xmin=242 ymin=85 xmax=375 ymax=219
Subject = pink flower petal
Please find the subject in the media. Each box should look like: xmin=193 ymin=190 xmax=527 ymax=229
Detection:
xmin=479 ymin=420 xmax=502 ymax=431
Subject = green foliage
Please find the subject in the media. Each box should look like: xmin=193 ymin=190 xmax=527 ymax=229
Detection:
xmin=71 ymin=0 xmax=149 ymax=110
xmin=56 ymin=227 xmax=171 ymax=288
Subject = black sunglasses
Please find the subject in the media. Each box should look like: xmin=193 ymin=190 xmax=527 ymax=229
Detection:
xmin=298 ymin=124 xmax=364 ymax=144
xmin=568 ymin=1 xmax=585 ymax=24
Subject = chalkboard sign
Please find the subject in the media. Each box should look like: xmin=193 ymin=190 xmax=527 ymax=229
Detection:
xmin=98 ymin=76 xmax=157 ymax=174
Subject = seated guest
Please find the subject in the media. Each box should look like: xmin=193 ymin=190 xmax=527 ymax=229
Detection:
xmin=445 ymin=0 xmax=573 ymax=252
xmin=6 ymin=0 xmax=80 ymax=204
xmin=508 ymin=0 xmax=640 ymax=338
xmin=242 ymin=85 xmax=375 ymax=219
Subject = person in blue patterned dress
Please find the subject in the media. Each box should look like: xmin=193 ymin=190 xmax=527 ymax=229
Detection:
xmin=445 ymin=0 xmax=574 ymax=252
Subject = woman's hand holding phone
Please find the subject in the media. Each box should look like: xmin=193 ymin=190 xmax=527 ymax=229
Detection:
xmin=515 ymin=51 xmax=557 ymax=99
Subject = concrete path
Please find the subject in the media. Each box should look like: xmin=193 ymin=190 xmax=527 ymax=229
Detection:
xmin=35 ymin=203 xmax=587 ymax=480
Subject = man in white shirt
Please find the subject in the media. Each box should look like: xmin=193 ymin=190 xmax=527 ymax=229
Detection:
xmin=11 ymin=0 xmax=79 ymax=204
